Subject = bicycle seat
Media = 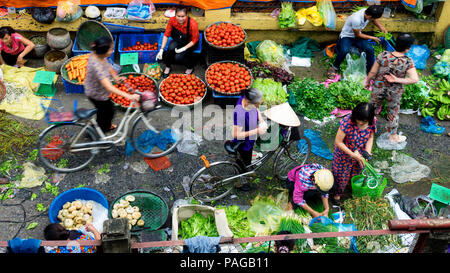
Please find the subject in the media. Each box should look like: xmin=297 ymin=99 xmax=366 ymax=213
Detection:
xmin=224 ymin=140 xmax=244 ymax=155
xmin=75 ymin=108 xmax=98 ymax=120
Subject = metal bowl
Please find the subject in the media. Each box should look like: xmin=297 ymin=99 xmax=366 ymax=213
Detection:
xmin=159 ymin=74 xmax=207 ymax=108
xmin=204 ymin=21 xmax=247 ymax=50
xmin=205 ymin=60 xmax=253 ymax=96
xmin=111 ymin=72 xmax=159 ymax=110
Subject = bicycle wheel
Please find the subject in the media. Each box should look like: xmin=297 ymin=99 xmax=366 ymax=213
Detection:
xmin=273 ymin=137 xmax=311 ymax=181
xmin=37 ymin=123 xmax=98 ymax=173
xmin=131 ymin=107 xmax=182 ymax=158
xmin=190 ymin=161 xmax=242 ymax=203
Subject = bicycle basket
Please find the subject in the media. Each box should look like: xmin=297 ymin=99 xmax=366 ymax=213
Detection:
xmin=109 ymin=190 xmax=169 ymax=232
xmin=40 ymin=98 xmax=77 ymax=124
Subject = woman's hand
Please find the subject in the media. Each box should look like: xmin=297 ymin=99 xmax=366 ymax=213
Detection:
xmin=127 ymin=94 xmax=140 ymax=102
xmin=363 ymin=77 xmax=371 ymax=90
xmin=352 ymin=150 xmax=365 ymax=168
xmin=311 ymin=211 xmax=321 ymax=218
xmin=16 ymin=55 xmax=24 ymax=67
xmin=384 ymin=73 xmax=399 ymax=83
xmin=319 ymin=209 xmax=329 ymax=217
xmin=257 ymin=122 xmax=268 ymax=135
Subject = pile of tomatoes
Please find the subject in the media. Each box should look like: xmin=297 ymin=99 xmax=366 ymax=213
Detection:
xmin=122 ymin=41 xmax=158 ymax=51
xmin=206 ymin=62 xmax=252 ymax=94
xmin=110 ymin=74 xmax=156 ymax=108
xmin=160 ymin=74 xmax=206 ymax=105
xmin=205 ymin=22 xmax=245 ymax=48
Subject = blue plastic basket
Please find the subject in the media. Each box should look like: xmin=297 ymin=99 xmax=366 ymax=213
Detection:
xmin=158 ymin=33 xmax=203 ymax=54
xmin=73 ymin=35 xmax=117 ymax=61
xmin=49 ymin=188 xmax=109 ymax=224
xmin=40 ymin=98 xmax=77 ymax=124
xmin=118 ymin=33 xmax=160 ymax=63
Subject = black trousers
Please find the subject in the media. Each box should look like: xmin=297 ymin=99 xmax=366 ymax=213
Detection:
xmin=163 ymin=40 xmax=196 ymax=69
xmin=237 ymin=146 xmax=253 ymax=171
xmin=1 ymin=50 xmax=35 ymax=66
xmin=88 ymin=98 xmax=115 ymax=133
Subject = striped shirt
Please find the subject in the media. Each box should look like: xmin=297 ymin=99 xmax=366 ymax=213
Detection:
xmin=291 ymin=164 xmax=329 ymax=206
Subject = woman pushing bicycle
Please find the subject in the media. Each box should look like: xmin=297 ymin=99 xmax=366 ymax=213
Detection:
xmin=84 ymin=37 xmax=140 ymax=133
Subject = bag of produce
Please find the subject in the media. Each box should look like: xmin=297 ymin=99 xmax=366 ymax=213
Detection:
xmin=432 ymin=61 xmax=450 ymax=80
xmin=143 ymin=63 xmax=162 ymax=80
xmin=247 ymin=196 xmax=284 ymax=236
xmin=32 ymin=8 xmax=56 ymax=24
xmin=278 ymin=2 xmax=296 ymax=29
xmin=56 ymin=0 xmax=83 ymax=22
xmin=309 ymin=216 xmax=358 ymax=252
xmin=441 ymin=49 xmax=450 ymax=63
xmin=406 ymin=44 xmax=430 ymax=70
xmin=317 ymin=0 xmax=336 ymax=30
xmin=343 ymin=52 xmax=367 ymax=85
xmin=256 ymin=40 xmax=286 ymax=67
xmin=126 ymin=0 xmax=156 ymax=21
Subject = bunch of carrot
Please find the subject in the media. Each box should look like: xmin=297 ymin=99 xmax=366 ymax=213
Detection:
xmin=65 ymin=54 xmax=90 ymax=84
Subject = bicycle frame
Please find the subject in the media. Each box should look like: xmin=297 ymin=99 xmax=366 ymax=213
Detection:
xmin=69 ymin=102 xmax=160 ymax=152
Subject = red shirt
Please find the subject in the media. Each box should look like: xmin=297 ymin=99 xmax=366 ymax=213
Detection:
xmin=164 ymin=16 xmax=199 ymax=44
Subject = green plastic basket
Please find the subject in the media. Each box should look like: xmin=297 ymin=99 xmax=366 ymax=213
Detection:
xmin=139 ymin=229 xmax=167 ymax=253
xmin=109 ymin=190 xmax=169 ymax=232
xmin=351 ymin=174 xmax=387 ymax=198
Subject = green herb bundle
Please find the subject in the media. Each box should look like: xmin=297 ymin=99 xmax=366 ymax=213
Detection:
xmin=287 ymin=78 xmax=337 ymax=121
xmin=342 ymin=196 xmax=401 ymax=253
xmin=252 ymin=78 xmax=288 ymax=108
xmin=279 ymin=212 xmax=307 ymax=247
xmin=327 ymin=79 xmax=371 ymax=110
xmin=278 ymin=2 xmax=296 ymax=29
xmin=309 ymin=222 xmax=339 ymax=246
xmin=180 ymin=212 xmax=219 ymax=239
xmin=217 ymin=205 xmax=255 ymax=239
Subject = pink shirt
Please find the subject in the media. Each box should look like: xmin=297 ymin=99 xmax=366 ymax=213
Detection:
xmin=0 ymin=33 xmax=25 ymax=55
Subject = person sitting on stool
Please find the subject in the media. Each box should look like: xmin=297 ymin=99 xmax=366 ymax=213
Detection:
xmin=156 ymin=5 xmax=200 ymax=77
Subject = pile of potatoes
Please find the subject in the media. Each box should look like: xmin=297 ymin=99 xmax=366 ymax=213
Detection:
xmin=111 ymin=195 xmax=145 ymax=230
xmin=58 ymin=200 xmax=94 ymax=230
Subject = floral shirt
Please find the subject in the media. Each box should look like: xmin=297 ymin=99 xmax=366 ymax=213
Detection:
xmin=289 ymin=164 xmax=328 ymax=206
xmin=373 ymin=51 xmax=415 ymax=92
xmin=46 ymin=233 xmax=96 ymax=253
xmin=84 ymin=54 xmax=113 ymax=101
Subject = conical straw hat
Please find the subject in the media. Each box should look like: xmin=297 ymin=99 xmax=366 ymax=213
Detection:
xmin=263 ymin=103 xmax=301 ymax=127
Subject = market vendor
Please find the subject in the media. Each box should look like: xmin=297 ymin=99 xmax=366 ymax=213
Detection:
xmin=328 ymin=5 xmax=386 ymax=79
xmin=156 ymin=5 xmax=200 ymax=77
xmin=0 ymin=27 xmax=35 ymax=67
xmin=44 ymin=223 xmax=100 ymax=253
xmin=331 ymin=103 xmax=376 ymax=205
xmin=287 ymin=164 xmax=334 ymax=218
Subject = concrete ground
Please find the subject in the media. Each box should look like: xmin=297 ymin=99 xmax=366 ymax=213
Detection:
xmin=0 ymin=51 xmax=448 ymax=242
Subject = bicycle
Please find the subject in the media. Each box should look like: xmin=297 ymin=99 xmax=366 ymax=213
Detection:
xmin=37 ymin=88 xmax=182 ymax=173
xmin=189 ymin=121 xmax=312 ymax=203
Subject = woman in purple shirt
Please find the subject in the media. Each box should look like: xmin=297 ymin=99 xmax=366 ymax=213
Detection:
xmin=232 ymin=88 xmax=268 ymax=190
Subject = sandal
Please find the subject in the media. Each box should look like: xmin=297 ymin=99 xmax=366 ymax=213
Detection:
xmin=327 ymin=67 xmax=337 ymax=79
xmin=109 ymin=124 xmax=118 ymax=130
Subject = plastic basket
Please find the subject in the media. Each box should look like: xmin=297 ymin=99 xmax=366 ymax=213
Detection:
xmin=72 ymin=35 xmax=117 ymax=61
xmin=351 ymin=174 xmax=387 ymax=198
xmin=205 ymin=60 xmax=252 ymax=96
xmin=40 ymin=98 xmax=77 ymax=124
xmin=158 ymin=32 xmax=203 ymax=54
xmin=49 ymin=188 xmax=109 ymax=223
xmin=109 ymin=190 xmax=169 ymax=232
xmin=118 ymin=33 xmax=160 ymax=63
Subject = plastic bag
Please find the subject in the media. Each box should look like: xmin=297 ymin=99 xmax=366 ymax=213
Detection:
xmin=177 ymin=131 xmax=202 ymax=156
xmin=401 ymin=0 xmax=423 ymax=14
xmin=256 ymin=40 xmax=286 ymax=67
xmin=56 ymin=0 xmax=82 ymax=22
xmin=32 ymin=8 xmax=56 ymax=24
xmin=278 ymin=2 xmax=296 ymax=29
xmin=317 ymin=0 xmax=336 ymax=30
xmin=19 ymin=162 xmax=47 ymax=188
xmin=127 ymin=0 xmax=156 ymax=21
xmin=432 ymin=61 xmax=450 ymax=80
xmin=389 ymin=152 xmax=431 ymax=184
xmin=343 ymin=52 xmax=367 ymax=85
xmin=309 ymin=216 xmax=358 ymax=252
xmin=247 ymin=197 xmax=284 ymax=236
xmin=376 ymin=132 xmax=407 ymax=150
xmin=143 ymin=63 xmax=162 ymax=80
xmin=441 ymin=49 xmax=450 ymax=63
xmin=392 ymin=194 xmax=437 ymax=218
xmin=298 ymin=6 xmax=323 ymax=27
xmin=406 ymin=44 xmax=430 ymax=70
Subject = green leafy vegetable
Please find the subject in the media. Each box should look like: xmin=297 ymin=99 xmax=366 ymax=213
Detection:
xmin=327 ymin=79 xmax=371 ymax=110
xmin=36 ymin=203 xmax=46 ymax=212
xmin=288 ymin=78 xmax=336 ymax=121
xmin=252 ymin=78 xmax=288 ymax=108
xmin=26 ymin=222 xmax=38 ymax=230
xmin=30 ymin=193 xmax=38 ymax=201
xmin=217 ymin=205 xmax=255 ymax=240
xmin=278 ymin=2 xmax=296 ymax=29
xmin=180 ymin=212 xmax=219 ymax=239
xmin=97 ymin=163 xmax=110 ymax=175
xmin=41 ymin=182 xmax=59 ymax=196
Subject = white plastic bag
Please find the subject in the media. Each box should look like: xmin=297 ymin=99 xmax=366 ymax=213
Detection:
xmin=177 ymin=132 xmax=203 ymax=156
xmin=343 ymin=52 xmax=367 ymax=85
xmin=376 ymin=132 xmax=407 ymax=150
xmin=389 ymin=152 xmax=431 ymax=184
xmin=126 ymin=0 xmax=156 ymax=21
